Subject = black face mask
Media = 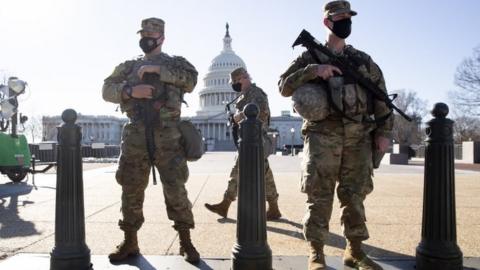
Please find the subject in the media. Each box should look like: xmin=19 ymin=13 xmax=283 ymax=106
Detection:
xmin=330 ymin=18 xmax=352 ymax=39
xmin=231 ymin=83 xmax=242 ymax=92
xmin=139 ymin=37 xmax=159 ymax=53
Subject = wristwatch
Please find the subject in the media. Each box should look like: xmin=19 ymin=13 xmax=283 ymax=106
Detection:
xmin=123 ymin=84 xmax=133 ymax=98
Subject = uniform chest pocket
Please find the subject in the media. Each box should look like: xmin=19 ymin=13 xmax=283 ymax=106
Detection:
xmin=164 ymin=85 xmax=182 ymax=108
xmin=356 ymin=86 xmax=369 ymax=114
xmin=343 ymin=84 xmax=370 ymax=115
xmin=343 ymin=84 xmax=357 ymax=114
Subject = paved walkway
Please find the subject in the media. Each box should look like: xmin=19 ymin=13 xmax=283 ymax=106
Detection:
xmin=0 ymin=152 xmax=479 ymax=269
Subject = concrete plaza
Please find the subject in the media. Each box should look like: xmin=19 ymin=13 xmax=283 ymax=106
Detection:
xmin=0 ymin=152 xmax=479 ymax=269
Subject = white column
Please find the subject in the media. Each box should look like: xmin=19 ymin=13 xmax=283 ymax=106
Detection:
xmin=96 ymin=123 xmax=99 ymax=140
xmin=223 ymin=123 xmax=226 ymax=140
xmin=214 ymin=123 xmax=217 ymax=139
xmin=220 ymin=124 xmax=224 ymax=140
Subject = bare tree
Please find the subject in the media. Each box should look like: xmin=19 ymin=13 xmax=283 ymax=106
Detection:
xmin=22 ymin=115 xmax=42 ymax=143
xmin=391 ymin=89 xmax=427 ymax=145
xmin=451 ymin=115 xmax=480 ymax=143
xmin=450 ymin=46 xmax=480 ymax=115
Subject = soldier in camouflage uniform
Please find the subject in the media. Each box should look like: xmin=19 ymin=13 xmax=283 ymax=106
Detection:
xmin=278 ymin=2 xmax=393 ymax=270
xmin=102 ymin=18 xmax=200 ymax=264
xmin=204 ymin=67 xmax=282 ymax=220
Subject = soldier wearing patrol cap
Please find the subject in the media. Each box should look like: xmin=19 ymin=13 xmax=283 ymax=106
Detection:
xmin=279 ymin=1 xmax=393 ymax=270
xmin=204 ymin=67 xmax=282 ymax=221
xmin=102 ymin=17 xmax=201 ymax=264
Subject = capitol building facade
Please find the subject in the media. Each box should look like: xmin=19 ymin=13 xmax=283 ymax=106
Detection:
xmin=186 ymin=24 xmax=303 ymax=151
xmin=42 ymin=114 xmax=127 ymax=145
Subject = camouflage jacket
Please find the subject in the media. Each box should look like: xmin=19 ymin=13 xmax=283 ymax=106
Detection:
xmin=102 ymin=52 xmax=198 ymax=121
xmin=278 ymin=45 xmax=393 ymax=138
xmin=236 ymin=83 xmax=270 ymax=131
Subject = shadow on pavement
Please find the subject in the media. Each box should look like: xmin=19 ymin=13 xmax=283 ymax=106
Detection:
xmin=267 ymin=218 xmax=304 ymax=240
xmin=191 ymin=259 xmax=215 ymax=270
xmin=325 ymin=232 xmax=414 ymax=269
xmin=217 ymin=217 xmax=236 ymax=224
xmin=0 ymin=182 xmax=40 ymax=239
xmin=110 ymin=255 xmax=158 ymax=269
xmin=325 ymin=232 xmax=412 ymax=259
xmin=215 ymin=216 xmax=306 ymax=240
xmin=110 ymin=255 xmax=215 ymax=270
xmin=213 ymin=213 xmax=417 ymax=269
xmin=261 ymin=218 xmax=415 ymax=269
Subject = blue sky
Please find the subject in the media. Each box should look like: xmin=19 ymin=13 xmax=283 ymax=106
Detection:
xmin=1 ymin=0 xmax=479 ymax=119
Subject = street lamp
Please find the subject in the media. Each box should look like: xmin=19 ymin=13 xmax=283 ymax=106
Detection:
xmin=0 ymin=77 xmax=27 ymax=137
xmin=290 ymin=127 xmax=295 ymax=156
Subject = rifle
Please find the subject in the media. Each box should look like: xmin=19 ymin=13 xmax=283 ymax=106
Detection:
xmin=135 ymin=72 xmax=162 ymax=185
xmin=292 ymin=29 xmax=412 ymax=122
xmin=225 ymin=95 xmax=241 ymax=149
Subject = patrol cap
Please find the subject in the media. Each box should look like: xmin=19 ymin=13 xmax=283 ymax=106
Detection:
xmin=324 ymin=0 xmax=357 ymax=18
xmin=230 ymin=67 xmax=248 ymax=83
xmin=137 ymin=17 xmax=165 ymax=34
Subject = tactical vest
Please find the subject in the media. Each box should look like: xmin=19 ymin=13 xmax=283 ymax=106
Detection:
xmin=120 ymin=54 xmax=184 ymax=123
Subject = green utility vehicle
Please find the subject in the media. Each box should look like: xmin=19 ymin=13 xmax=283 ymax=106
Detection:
xmin=0 ymin=131 xmax=31 ymax=182
xmin=0 ymin=77 xmax=54 ymax=183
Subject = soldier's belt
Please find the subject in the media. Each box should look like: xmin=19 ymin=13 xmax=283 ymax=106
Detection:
xmin=311 ymin=113 xmax=364 ymax=124
xmin=159 ymin=120 xmax=179 ymax=128
xmin=129 ymin=118 xmax=179 ymax=128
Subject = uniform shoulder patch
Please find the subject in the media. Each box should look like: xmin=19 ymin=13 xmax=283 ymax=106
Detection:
xmin=122 ymin=59 xmax=138 ymax=75
xmin=172 ymin=55 xmax=197 ymax=72
xmin=345 ymin=45 xmax=371 ymax=64
xmin=254 ymin=85 xmax=268 ymax=97
xmin=300 ymin=50 xmax=317 ymax=63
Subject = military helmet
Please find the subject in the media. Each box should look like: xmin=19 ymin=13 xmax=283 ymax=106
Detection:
xmin=292 ymin=83 xmax=330 ymax=121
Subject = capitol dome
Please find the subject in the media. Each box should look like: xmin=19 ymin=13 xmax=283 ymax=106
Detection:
xmin=196 ymin=24 xmax=247 ymax=117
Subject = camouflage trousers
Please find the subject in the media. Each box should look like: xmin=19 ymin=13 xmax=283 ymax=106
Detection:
xmin=223 ymin=155 xmax=279 ymax=202
xmin=115 ymin=122 xmax=194 ymax=232
xmin=301 ymin=119 xmax=374 ymax=243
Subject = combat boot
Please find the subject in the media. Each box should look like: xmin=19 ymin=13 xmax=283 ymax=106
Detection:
xmin=178 ymin=229 xmax=200 ymax=264
xmin=108 ymin=231 xmax=140 ymax=262
xmin=343 ymin=239 xmax=383 ymax=270
xmin=308 ymin=241 xmax=326 ymax=270
xmin=266 ymin=199 xmax=282 ymax=220
xmin=204 ymin=198 xmax=232 ymax=218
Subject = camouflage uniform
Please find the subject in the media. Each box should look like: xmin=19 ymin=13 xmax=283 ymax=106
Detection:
xmin=279 ymin=46 xmax=393 ymax=243
xmin=102 ymin=49 xmax=198 ymax=232
xmin=223 ymin=83 xmax=279 ymax=202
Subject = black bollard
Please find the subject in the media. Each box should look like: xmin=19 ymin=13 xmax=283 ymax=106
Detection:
xmin=50 ymin=109 xmax=92 ymax=270
xmin=231 ymin=103 xmax=272 ymax=270
xmin=416 ymin=103 xmax=463 ymax=270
